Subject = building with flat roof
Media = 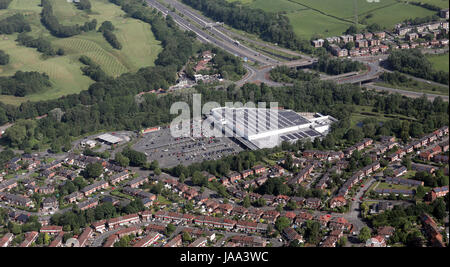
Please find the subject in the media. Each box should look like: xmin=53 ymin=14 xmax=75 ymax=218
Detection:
xmin=96 ymin=134 xmax=122 ymax=145
xmin=206 ymin=107 xmax=337 ymax=150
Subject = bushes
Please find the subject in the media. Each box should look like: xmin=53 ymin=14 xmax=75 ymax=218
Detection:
xmin=79 ymin=56 xmax=109 ymax=82
xmin=102 ymin=29 xmax=122 ymax=49
xmin=0 ymin=50 xmax=9 ymax=65
xmin=0 ymin=71 xmax=51 ymax=97
xmin=76 ymin=0 xmax=92 ymax=11
xmin=98 ymin=21 xmax=121 ymax=49
xmin=16 ymin=33 xmax=62 ymax=56
xmin=41 ymin=0 xmax=96 ymax=37
xmin=0 ymin=14 xmax=31 ymax=34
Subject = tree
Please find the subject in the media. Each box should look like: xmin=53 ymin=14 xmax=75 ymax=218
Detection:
xmin=415 ymin=185 xmax=426 ymax=201
xmin=83 ymin=162 xmax=103 ymax=178
xmin=150 ymin=160 xmax=159 ymax=170
xmin=114 ymin=152 xmax=129 ymax=167
xmin=0 ymin=50 xmax=9 ymax=65
xmin=242 ymin=195 xmax=251 ymax=208
xmin=432 ymin=198 xmax=446 ymax=220
xmin=182 ymin=231 xmax=192 ymax=242
xmin=122 ymin=148 xmax=147 ymax=167
xmin=275 ymin=217 xmax=290 ymax=232
xmin=338 ymin=236 xmax=347 ymax=247
xmin=358 ymin=226 xmax=371 ymax=243
xmin=165 ymin=224 xmax=176 ymax=236
xmin=179 ymin=173 xmax=186 ymax=183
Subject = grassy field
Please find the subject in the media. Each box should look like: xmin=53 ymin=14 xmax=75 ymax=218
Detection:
xmin=426 ymin=53 xmax=449 ymax=73
xmin=286 ymin=9 xmax=354 ymax=40
xmin=419 ymin=0 xmax=449 ymax=9
xmin=227 ymin=0 xmax=437 ymax=39
xmin=0 ymin=0 xmax=162 ymax=105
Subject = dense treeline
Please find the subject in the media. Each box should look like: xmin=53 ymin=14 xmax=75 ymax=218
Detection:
xmin=181 ymin=0 xmax=313 ymax=54
xmin=98 ymin=21 xmax=121 ymax=49
xmin=98 ymin=20 xmax=114 ymax=32
xmin=80 ymin=19 xmax=97 ymax=32
xmin=76 ymin=0 xmax=92 ymax=11
xmin=0 ymin=71 xmax=51 ymax=97
xmin=0 ymin=0 xmax=11 ymax=9
xmin=387 ymin=49 xmax=449 ymax=85
xmin=0 ymin=50 xmax=9 ymax=65
xmin=312 ymin=56 xmax=365 ymax=75
xmin=41 ymin=0 xmax=96 ymax=37
xmin=102 ymin=29 xmax=122 ymax=49
xmin=269 ymin=66 xmax=319 ymax=83
xmin=0 ymin=13 xmax=31 ymax=34
xmin=186 ymin=45 xmax=246 ymax=81
xmin=211 ymin=48 xmax=246 ymax=81
xmin=79 ymin=55 xmax=109 ymax=82
xmin=16 ymin=33 xmax=64 ymax=56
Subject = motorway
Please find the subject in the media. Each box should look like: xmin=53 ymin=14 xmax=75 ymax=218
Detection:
xmin=151 ymin=0 xmax=450 ymax=102
xmin=146 ymin=0 xmax=278 ymax=66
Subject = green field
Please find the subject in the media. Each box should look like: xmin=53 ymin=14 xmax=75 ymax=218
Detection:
xmin=0 ymin=0 xmax=162 ymax=105
xmin=426 ymin=53 xmax=449 ymax=73
xmin=227 ymin=0 xmax=438 ymax=39
xmin=419 ymin=0 xmax=449 ymax=9
xmin=286 ymin=9 xmax=354 ymax=40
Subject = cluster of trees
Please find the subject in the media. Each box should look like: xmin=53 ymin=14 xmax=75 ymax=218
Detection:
xmin=412 ymin=170 xmax=448 ymax=188
xmin=41 ymin=0 xmax=96 ymax=37
xmin=0 ymin=0 xmax=11 ymax=9
xmin=181 ymin=0 xmax=313 ymax=54
xmin=0 ymin=13 xmax=31 ymax=34
xmin=210 ymin=47 xmax=246 ymax=81
xmin=16 ymin=33 xmax=64 ymax=56
xmin=368 ymin=198 xmax=448 ymax=246
xmin=75 ymin=0 xmax=92 ymax=11
xmin=79 ymin=55 xmax=109 ymax=82
xmin=80 ymin=19 xmax=97 ymax=32
xmin=380 ymin=71 xmax=416 ymax=86
xmin=0 ymin=71 xmax=51 ymax=97
xmin=312 ymin=56 xmax=365 ymax=75
xmin=50 ymin=199 xmax=145 ymax=234
xmin=0 ymin=50 xmax=9 ymax=65
xmin=269 ymin=66 xmax=319 ymax=83
xmin=121 ymin=148 xmax=147 ymax=167
xmin=98 ymin=21 xmax=122 ymax=49
xmin=387 ymin=49 xmax=449 ymax=85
